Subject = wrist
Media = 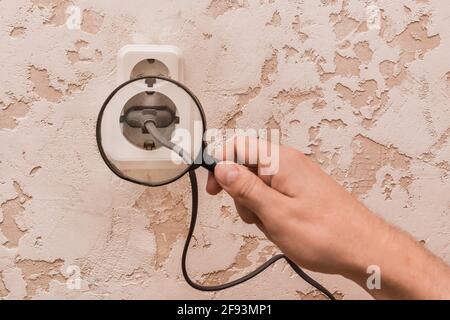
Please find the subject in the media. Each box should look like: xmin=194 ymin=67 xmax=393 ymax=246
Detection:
xmin=341 ymin=211 xmax=450 ymax=299
xmin=338 ymin=207 xmax=390 ymax=288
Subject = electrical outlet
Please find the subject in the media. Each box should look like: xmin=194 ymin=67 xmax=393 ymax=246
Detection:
xmin=117 ymin=44 xmax=184 ymax=84
xmin=101 ymin=45 xmax=202 ymax=176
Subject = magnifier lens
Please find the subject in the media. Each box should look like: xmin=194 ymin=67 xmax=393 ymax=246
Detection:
xmin=97 ymin=77 xmax=204 ymax=186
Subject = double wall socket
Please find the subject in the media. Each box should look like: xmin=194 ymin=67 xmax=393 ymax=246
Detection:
xmin=101 ymin=45 xmax=201 ymax=174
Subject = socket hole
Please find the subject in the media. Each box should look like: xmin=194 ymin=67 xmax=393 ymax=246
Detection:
xmin=130 ymin=58 xmax=170 ymax=80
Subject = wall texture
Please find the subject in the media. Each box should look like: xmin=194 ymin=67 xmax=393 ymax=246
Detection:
xmin=0 ymin=0 xmax=449 ymax=299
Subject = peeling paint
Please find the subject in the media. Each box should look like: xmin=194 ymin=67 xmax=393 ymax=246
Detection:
xmin=273 ymin=88 xmax=323 ymax=110
xmin=266 ymin=11 xmax=281 ymax=27
xmin=0 ymin=182 xmax=32 ymax=248
xmin=200 ymin=236 xmax=259 ymax=285
xmin=0 ymin=273 xmax=9 ymax=298
xmin=134 ymin=188 xmax=188 ymax=269
xmin=261 ymin=49 xmax=278 ymax=87
xmin=207 ymin=0 xmax=248 ymax=18
xmin=9 ymin=26 xmax=26 ymax=38
xmin=32 ymin=0 xmax=72 ymax=26
xmin=297 ymin=289 xmax=344 ymax=300
xmin=16 ymin=258 xmax=65 ymax=299
xmin=29 ymin=66 xmax=63 ymax=103
xmin=81 ymin=9 xmax=104 ymax=34
xmin=0 ymin=98 xmax=31 ymax=130
xmin=349 ymin=135 xmax=411 ymax=198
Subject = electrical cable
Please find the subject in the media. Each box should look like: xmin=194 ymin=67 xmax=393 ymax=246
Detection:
xmin=145 ymin=121 xmax=192 ymax=165
xmin=145 ymin=121 xmax=336 ymax=299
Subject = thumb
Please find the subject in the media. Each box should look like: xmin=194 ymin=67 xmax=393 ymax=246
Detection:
xmin=214 ymin=162 xmax=287 ymax=224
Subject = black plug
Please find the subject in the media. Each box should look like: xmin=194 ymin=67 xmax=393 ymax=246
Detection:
xmin=120 ymin=106 xmax=179 ymax=132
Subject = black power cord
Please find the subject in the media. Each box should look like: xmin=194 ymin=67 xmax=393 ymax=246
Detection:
xmin=181 ymin=170 xmax=336 ymax=300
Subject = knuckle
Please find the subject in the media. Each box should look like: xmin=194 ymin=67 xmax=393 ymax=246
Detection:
xmin=236 ymin=174 xmax=258 ymax=200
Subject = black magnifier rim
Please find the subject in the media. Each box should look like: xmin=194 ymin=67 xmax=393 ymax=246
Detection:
xmin=96 ymin=75 xmax=208 ymax=187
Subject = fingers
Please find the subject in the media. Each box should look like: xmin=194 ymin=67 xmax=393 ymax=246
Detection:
xmin=206 ymin=136 xmax=266 ymax=195
xmin=235 ymin=201 xmax=273 ymax=242
xmin=206 ymin=136 xmax=307 ymax=198
xmin=206 ymin=172 xmax=262 ymax=225
xmin=206 ymin=171 xmax=261 ymax=225
xmin=206 ymin=172 xmax=222 ymax=195
xmin=214 ymin=162 xmax=289 ymax=224
xmin=227 ymin=136 xmax=278 ymax=176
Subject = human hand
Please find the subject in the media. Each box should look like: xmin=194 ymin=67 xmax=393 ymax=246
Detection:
xmin=206 ymin=137 xmax=450 ymax=299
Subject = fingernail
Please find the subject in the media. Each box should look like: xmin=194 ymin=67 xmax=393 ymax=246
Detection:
xmin=215 ymin=162 xmax=240 ymax=186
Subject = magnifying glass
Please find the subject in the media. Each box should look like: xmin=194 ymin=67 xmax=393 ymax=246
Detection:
xmin=96 ymin=75 xmax=218 ymax=187
xmin=95 ymin=75 xmax=335 ymax=299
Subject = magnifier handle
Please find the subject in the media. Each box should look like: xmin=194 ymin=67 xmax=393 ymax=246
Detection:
xmin=201 ymin=152 xmax=219 ymax=173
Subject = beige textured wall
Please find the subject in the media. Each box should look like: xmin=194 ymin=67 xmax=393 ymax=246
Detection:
xmin=0 ymin=0 xmax=449 ymax=300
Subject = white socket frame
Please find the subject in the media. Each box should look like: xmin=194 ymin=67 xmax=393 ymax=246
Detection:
xmin=101 ymin=45 xmax=202 ymax=172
